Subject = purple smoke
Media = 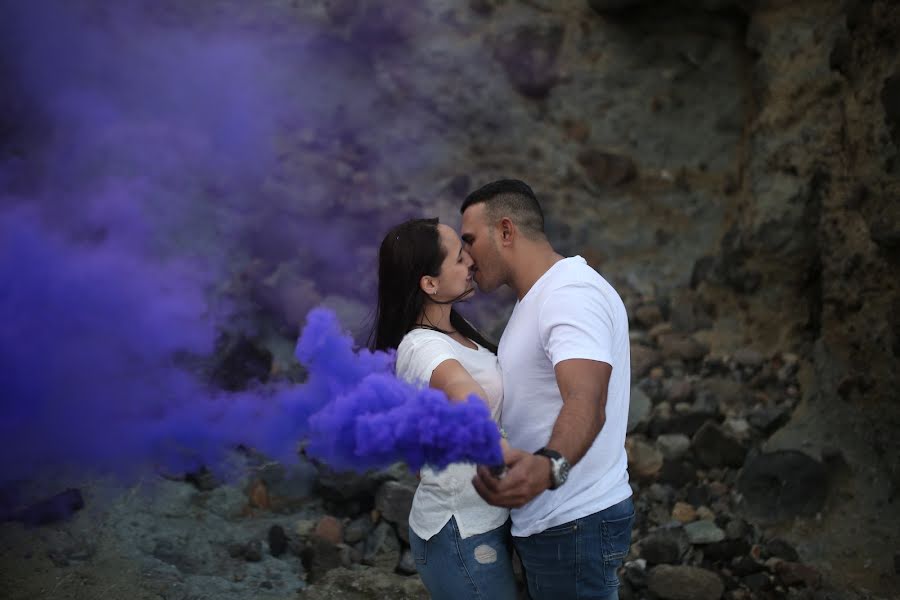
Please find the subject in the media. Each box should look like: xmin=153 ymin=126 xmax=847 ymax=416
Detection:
xmin=295 ymin=309 xmax=503 ymax=471
xmin=0 ymin=208 xmax=217 ymax=480
xmin=0 ymin=0 xmax=503 ymax=495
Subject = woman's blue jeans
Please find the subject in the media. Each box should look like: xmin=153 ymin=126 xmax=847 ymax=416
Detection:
xmin=513 ymin=497 xmax=635 ymax=600
xmin=409 ymin=517 xmax=518 ymax=600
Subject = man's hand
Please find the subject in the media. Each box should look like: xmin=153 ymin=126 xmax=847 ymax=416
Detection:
xmin=472 ymin=446 xmax=552 ymax=508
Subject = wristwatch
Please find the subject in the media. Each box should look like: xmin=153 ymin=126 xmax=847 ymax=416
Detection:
xmin=534 ymin=447 xmax=570 ymax=490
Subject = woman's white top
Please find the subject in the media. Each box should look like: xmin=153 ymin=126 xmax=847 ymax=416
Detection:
xmin=395 ymin=328 xmax=509 ymax=540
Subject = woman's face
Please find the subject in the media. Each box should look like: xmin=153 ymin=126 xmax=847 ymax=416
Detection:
xmin=429 ymin=224 xmax=475 ymax=301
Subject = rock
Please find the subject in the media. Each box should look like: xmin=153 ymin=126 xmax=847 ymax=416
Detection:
xmin=640 ymin=526 xmax=689 ymax=565
xmin=649 ymin=409 xmax=716 ymax=438
xmin=184 ymin=467 xmax=219 ymax=491
xmin=13 ymin=489 xmax=84 ymax=526
xmin=300 ymin=537 xmax=344 ymax=583
xmin=742 ymin=571 xmax=772 ymax=592
xmin=668 ymin=290 xmax=713 ymax=332
xmin=736 ymin=451 xmax=828 ymax=521
xmin=774 ymin=561 xmax=821 ymax=588
xmin=493 ymin=23 xmax=564 ymax=98
xmin=632 ymin=344 xmax=663 ymax=379
xmin=296 ymin=519 xmax=316 ymax=538
xmin=731 ymin=554 xmax=765 ymax=576
xmin=247 ymin=480 xmax=270 ymax=510
xmin=633 ymin=304 xmax=664 ymax=328
xmin=684 ymin=520 xmax=725 ymax=545
xmin=624 ymin=558 xmax=648 ymax=588
xmin=364 ymin=521 xmax=401 ymax=571
xmin=344 ymin=515 xmax=375 ymax=545
xmin=227 ymin=542 xmax=245 ymax=558
xmin=663 ymin=378 xmax=693 ymax=404
xmin=764 ymin=537 xmax=799 ymax=561
xmin=696 ymin=506 xmax=716 ymax=522
xmin=626 ymin=436 xmax=664 ymax=480
xmin=658 ymin=459 xmax=697 ymax=487
xmin=671 ymin=502 xmax=697 ymax=523
xmin=645 ymin=482 xmax=673 ymax=504
xmin=337 ymin=543 xmax=357 ymax=569
xmin=647 ymin=565 xmax=724 ymax=600
xmin=374 ymin=480 xmax=415 ymax=530
xmin=702 ymin=538 xmax=750 ymax=563
xmin=577 ymin=150 xmax=637 ymax=187
xmin=692 ymin=421 xmax=747 ymax=468
xmin=732 ymin=348 xmax=765 ymax=368
xmin=397 ymin=548 xmax=417 ymax=575
xmin=268 ymin=525 xmax=289 ymax=557
xmin=882 ymin=73 xmax=900 ymax=148
xmin=314 ymin=516 xmax=344 ymax=546
xmin=298 ymin=566 xmax=428 ymax=600
xmin=747 ymin=404 xmax=790 ymax=435
xmin=628 ymin=387 xmax=652 ymax=433
xmin=315 ymin=463 xmax=401 ymax=505
xmin=658 ymin=333 xmax=708 ymax=362
xmin=723 ymin=417 xmax=750 ymax=440
xmin=244 ymin=540 xmax=263 ymax=562
xmin=656 ymin=433 xmax=691 ymax=461
xmin=724 ymin=518 xmax=750 ymax=540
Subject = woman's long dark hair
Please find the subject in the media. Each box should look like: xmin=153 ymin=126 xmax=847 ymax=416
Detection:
xmin=369 ymin=218 xmax=497 ymax=353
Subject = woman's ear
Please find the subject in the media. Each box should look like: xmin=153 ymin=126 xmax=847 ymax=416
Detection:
xmin=419 ymin=275 xmax=437 ymax=297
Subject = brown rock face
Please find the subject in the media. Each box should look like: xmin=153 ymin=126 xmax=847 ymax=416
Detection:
xmin=493 ymin=22 xmax=564 ymax=98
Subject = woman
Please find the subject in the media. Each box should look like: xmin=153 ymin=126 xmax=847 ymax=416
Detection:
xmin=370 ymin=218 xmax=517 ymax=600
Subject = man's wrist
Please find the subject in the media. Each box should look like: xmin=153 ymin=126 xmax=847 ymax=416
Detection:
xmin=534 ymin=447 xmax=570 ymax=489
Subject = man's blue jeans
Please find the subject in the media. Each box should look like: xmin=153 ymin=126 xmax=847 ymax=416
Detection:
xmin=513 ymin=497 xmax=635 ymax=600
xmin=409 ymin=517 xmax=518 ymax=600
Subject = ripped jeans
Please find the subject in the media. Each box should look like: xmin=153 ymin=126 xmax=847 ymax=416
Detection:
xmin=409 ymin=517 xmax=517 ymax=600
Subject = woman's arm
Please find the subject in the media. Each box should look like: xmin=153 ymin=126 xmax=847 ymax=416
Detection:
xmin=429 ymin=359 xmax=510 ymax=457
xmin=428 ymin=359 xmax=489 ymax=402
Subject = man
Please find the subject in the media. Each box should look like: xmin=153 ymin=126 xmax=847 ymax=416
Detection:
xmin=461 ymin=179 xmax=634 ymax=600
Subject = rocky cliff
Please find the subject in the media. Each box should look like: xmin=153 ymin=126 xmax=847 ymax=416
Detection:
xmin=1 ymin=0 xmax=897 ymax=597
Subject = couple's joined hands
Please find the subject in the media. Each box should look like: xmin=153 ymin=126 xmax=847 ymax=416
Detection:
xmin=472 ymin=441 xmax=553 ymax=508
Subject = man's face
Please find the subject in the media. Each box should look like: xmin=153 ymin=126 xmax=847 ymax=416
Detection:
xmin=460 ymin=203 xmax=505 ymax=293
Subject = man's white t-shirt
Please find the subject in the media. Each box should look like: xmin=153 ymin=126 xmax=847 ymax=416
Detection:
xmin=499 ymin=256 xmax=632 ymax=537
xmin=395 ymin=328 xmax=509 ymax=540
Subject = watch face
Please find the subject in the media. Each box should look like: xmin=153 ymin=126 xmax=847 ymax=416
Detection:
xmin=558 ymin=462 xmax=569 ymax=485
xmin=553 ymin=458 xmax=570 ymax=488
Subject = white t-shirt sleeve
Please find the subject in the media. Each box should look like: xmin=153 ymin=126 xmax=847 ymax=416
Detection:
xmin=395 ymin=332 xmax=458 ymax=385
xmin=538 ymin=283 xmax=615 ymax=367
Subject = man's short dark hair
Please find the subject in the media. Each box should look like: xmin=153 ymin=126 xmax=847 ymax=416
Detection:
xmin=460 ymin=179 xmax=545 ymax=238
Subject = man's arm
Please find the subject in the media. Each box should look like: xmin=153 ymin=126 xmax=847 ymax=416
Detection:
xmin=544 ymin=358 xmax=611 ymax=465
xmin=471 ymin=358 xmax=612 ymax=508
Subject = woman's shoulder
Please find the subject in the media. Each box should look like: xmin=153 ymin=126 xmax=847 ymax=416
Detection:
xmin=397 ymin=328 xmax=456 ymax=359
xmin=395 ymin=329 xmax=460 ymax=384
xmin=398 ymin=327 xmax=449 ymax=347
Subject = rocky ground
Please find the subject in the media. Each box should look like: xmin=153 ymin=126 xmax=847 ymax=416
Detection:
xmin=1 ymin=0 xmax=898 ymax=598
xmin=0 ymin=304 xmax=893 ymax=599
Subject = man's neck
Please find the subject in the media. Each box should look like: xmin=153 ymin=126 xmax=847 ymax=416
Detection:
xmin=510 ymin=244 xmax=565 ymax=300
